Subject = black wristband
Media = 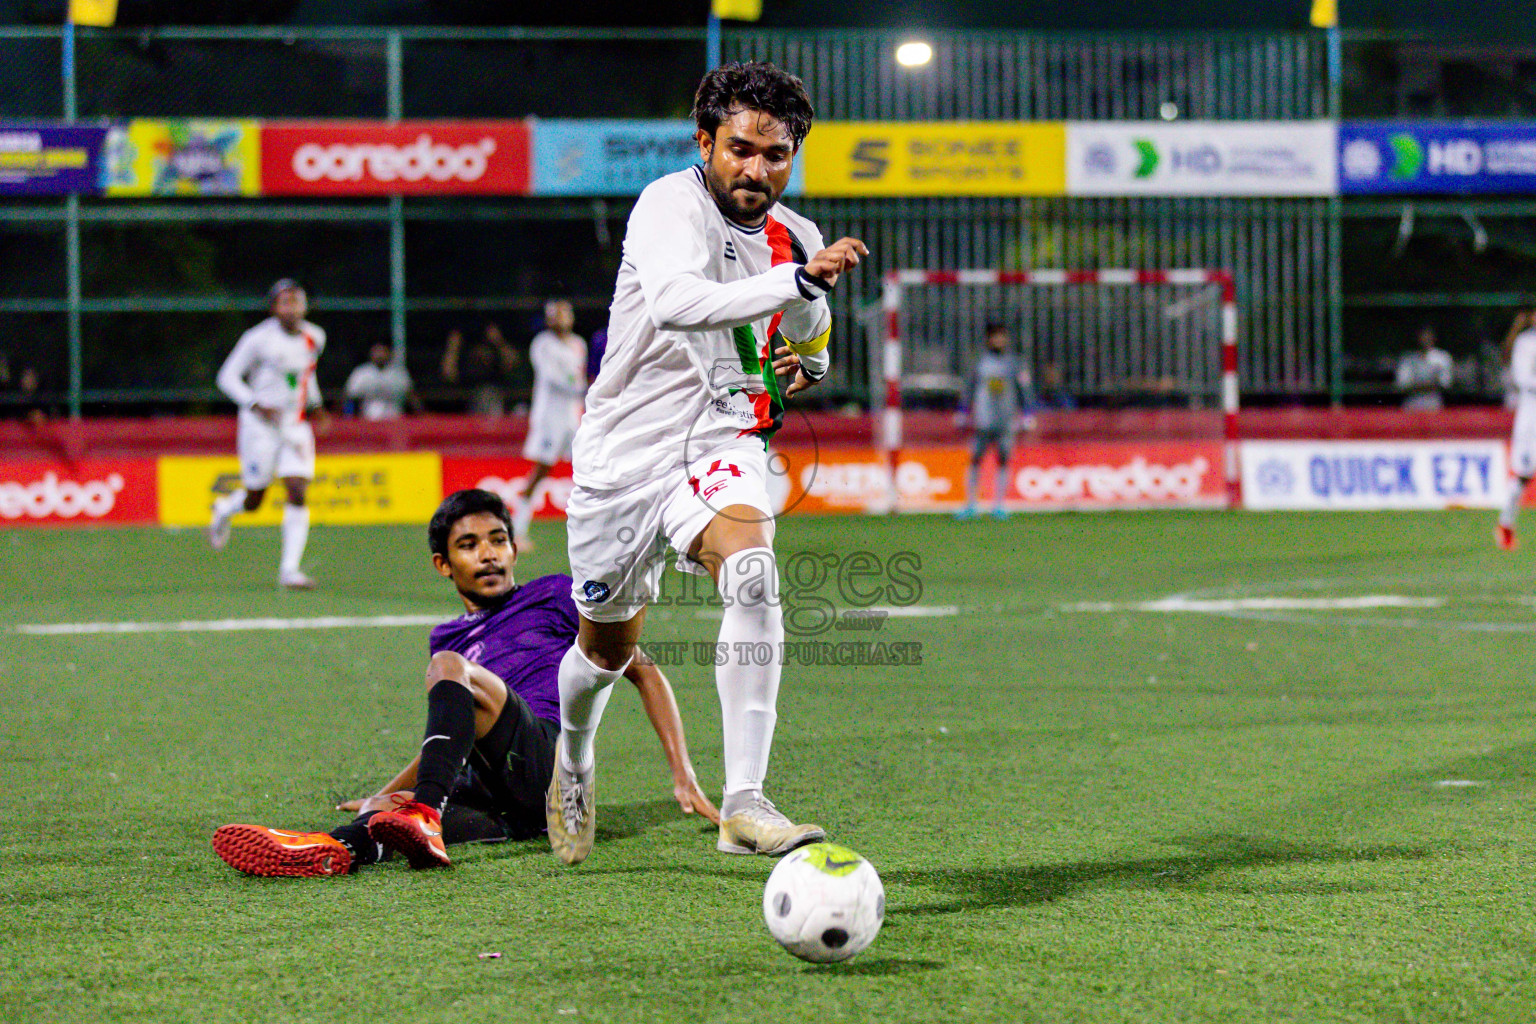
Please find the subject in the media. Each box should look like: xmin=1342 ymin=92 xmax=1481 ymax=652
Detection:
xmin=795 ymin=266 xmax=833 ymax=301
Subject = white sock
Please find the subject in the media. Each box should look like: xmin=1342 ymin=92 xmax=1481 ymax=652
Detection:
xmin=212 ymin=488 xmax=247 ymax=520
xmin=965 ymin=464 xmax=979 ymax=508
xmin=716 ymin=547 xmax=783 ymax=813
xmin=994 ymin=463 xmax=1008 ymax=511
xmin=512 ymin=489 xmax=536 ymax=540
xmin=1502 ymin=478 xmax=1529 ymax=529
xmin=558 ymin=644 xmax=628 ymax=773
xmin=279 ymin=504 xmax=310 ymax=576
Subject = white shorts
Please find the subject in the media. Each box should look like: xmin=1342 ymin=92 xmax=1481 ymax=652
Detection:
xmin=1514 ymin=404 xmax=1536 ymax=477
xmin=237 ymin=411 xmax=316 ymax=490
xmin=523 ymin=417 xmax=578 ymax=465
xmin=566 ymin=443 xmax=775 ymax=623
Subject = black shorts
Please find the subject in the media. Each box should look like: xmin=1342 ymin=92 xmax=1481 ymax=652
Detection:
xmin=448 ymin=688 xmax=559 ymax=841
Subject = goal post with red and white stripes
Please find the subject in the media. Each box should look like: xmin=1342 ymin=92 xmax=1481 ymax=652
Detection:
xmin=878 ymin=267 xmax=1241 ymax=511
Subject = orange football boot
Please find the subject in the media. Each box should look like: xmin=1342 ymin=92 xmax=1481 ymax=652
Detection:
xmin=367 ymin=796 xmax=450 ymax=869
xmin=1496 ymin=524 xmax=1519 ymax=551
xmin=212 ymin=824 xmax=352 ymax=878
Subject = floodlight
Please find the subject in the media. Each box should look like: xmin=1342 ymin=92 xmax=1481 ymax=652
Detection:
xmin=896 ymin=41 xmax=933 ymax=68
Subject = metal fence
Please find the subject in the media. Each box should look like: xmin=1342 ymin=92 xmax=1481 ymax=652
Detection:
xmin=2 ymin=25 xmax=1533 ymax=416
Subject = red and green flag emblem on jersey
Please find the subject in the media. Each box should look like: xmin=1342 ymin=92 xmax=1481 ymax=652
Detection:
xmin=729 ymin=215 xmax=801 ymax=444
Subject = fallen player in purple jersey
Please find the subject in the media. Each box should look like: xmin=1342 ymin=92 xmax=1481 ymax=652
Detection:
xmin=212 ymin=488 xmax=717 ymax=877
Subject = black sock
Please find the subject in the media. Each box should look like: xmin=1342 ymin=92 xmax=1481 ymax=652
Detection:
xmin=412 ymin=681 xmax=477 ymax=813
xmin=331 ymin=812 xmax=384 ymax=870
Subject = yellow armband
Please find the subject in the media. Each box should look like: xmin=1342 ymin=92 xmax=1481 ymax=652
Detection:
xmin=785 ymin=327 xmax=830 ymax=356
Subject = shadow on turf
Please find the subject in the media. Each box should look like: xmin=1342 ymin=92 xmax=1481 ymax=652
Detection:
xmin=886 ymin=833 xmax=1430 ymax=916
xmin=594 ymin=799 xmax=690 ymax=842
xmin=805 ymin=957 xmax=944 ymax=976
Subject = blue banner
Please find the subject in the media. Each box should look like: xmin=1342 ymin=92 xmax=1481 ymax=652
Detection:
xmin=531 ymin=119 xmax=803 ymax=196
xmin=0 ymin=122 xmax=107 ymax=196
xmin=1340 ymin=121 xmax=1536 ymax=194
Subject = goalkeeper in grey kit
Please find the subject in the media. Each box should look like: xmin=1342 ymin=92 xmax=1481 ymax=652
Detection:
xmin=956 ymin=322 xmax=1032 ymax=520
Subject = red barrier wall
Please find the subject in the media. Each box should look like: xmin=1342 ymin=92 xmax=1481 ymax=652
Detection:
xmin=0 ymin=407 xmax=1517 ymax=464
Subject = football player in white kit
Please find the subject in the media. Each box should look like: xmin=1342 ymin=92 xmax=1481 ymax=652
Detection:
xmin=207 ymin=279 xmax=328 ymax=589
xmin=544 ymin=62 xmax=868 ymax=864
xmin=1497 ymin=309 xmax=1536 ymax=550
xmin=511 ymin=299 xmax=587 ymax=550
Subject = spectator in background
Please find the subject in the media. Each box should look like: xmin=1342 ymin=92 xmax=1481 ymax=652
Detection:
xmin=1396 ymin=324 xmax=1453 ymax=411
xmin=344 ymin=340 xmax=420 ymax=421
xmin=442 ymin=322 xmax=519 ymax=417
xmin=4 ymin=364 xmax=51 ymax=425
xmin=1031 ymin=360 xmax=1076 ymax=412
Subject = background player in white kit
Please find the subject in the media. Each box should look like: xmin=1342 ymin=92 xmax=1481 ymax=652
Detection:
xmin=207 ymin=279 xmax=328 ymax=590
xmin=511 ymin=299 xmax=587 ymax=550
xmin=1497 ymin=308 xmax=1536 ymax=550
xmin=544 ymin=62 xmax=868 ymax=865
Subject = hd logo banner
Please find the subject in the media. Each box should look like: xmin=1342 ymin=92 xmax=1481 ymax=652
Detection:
xmin=1067 ymin=122 xmax=1337 ymax=196
xmin=1339 ymin=121 xmax=1536 ymax=194
xmin=801 ymin=122 xmax=1066 ymax=197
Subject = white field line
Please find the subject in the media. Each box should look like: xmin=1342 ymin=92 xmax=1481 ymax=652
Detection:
xmin=694 ymin=604 xmax=960 ymax=620
xmin=1060 ymin=595 xmax=1446 ymax=614
xmin=15 ymin=614 xmax=446 ymax=636
xmin=15 ymin=605 xmax=964 ymax=636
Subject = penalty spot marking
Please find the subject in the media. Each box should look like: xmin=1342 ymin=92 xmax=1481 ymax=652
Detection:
xmin=1060 ymin=595 xmax=1445 ymax=614
xmin=15 ymin=614 xmax=446 ymax=637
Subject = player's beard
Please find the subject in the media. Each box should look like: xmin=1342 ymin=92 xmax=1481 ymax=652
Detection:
xmin=702 ymin=157 xmax=779 ymax=226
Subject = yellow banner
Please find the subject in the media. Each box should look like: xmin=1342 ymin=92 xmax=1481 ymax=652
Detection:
xmin=68 ymin=0 xmax=116 ymax=25
xmin=158 ymin=453 xmax=443 ymax=528
xmin=712 ymin=0 xmax=762 ymax=19
xmin=801 ymin=121 xmax=1066 ymax=197
xmin=104 ymin=119 xmax=261 ymax=197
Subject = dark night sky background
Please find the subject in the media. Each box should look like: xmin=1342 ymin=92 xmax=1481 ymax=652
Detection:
xmin=1 ymin=0 xmax=1532 ymax=39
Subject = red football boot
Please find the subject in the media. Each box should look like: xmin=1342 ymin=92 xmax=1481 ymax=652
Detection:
xmin=367 ymin=796 xmax=450 ymax=869
xmin=212 ymin=824 xmax=352 ymax=878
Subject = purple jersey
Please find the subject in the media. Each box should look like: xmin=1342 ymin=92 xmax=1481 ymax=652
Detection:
xmin=428 ymin=573 xmax=575 ymax=724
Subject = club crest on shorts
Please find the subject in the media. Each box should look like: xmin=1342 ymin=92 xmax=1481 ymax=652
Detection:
xmin=583 ymin=580 xmax=611 ymax=603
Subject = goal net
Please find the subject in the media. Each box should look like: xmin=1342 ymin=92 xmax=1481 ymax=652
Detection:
xmin=875 ymin=269 xmax=1239 ymax=512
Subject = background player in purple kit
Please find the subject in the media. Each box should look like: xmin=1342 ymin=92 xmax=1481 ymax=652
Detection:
xmin=211 ymin=489 xmax=716 ymax=877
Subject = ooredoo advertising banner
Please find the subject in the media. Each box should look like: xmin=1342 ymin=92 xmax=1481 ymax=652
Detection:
xmin=1067 ymin=121 xmax=1338 ymax=196
xmin=1241 ymin=440 xmax=1506 ymax=509
xmin=777 ymin=442 xmax=1226 ymax=513
xmin=260 ymin=121 xmax=531 ymax=196
xmin=0 ymin=122 xmax=107 ymax=196
xmin=103 ymin=119 xmax=261 ymax=197
xmin=441 ymin=456 xmax=573 ymax=520
xmin=1338 ymin=121 xmax=1536 ymax=195
xmin=800 ymin=121 xmax=1067 ymax=197
xmin=0 ymin=459 xmax=157 ymax=526
xmin=157 ymin=453 xmax=443 ymax=526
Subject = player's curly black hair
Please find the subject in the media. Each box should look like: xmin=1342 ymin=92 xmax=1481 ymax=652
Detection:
xmin=429 ymin=489 xmax=513 ymax=558
xmin=693 ymin=61 xmax=815 ymax=150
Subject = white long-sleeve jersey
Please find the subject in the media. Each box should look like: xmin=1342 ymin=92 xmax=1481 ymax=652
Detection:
xmin=1509 ymin=330 xmax=1536 ymax=439
xmin=527 ymin=328 xmax=588 ymax=430
xmin=571 ymin=166 xmax=832 ymax=491
xmin=216 ymin=317 xmax=326 ymax=426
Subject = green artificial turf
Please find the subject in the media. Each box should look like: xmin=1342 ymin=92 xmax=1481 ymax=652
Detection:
xmin=3 ymin=511 xmax=1536 ymax=1023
